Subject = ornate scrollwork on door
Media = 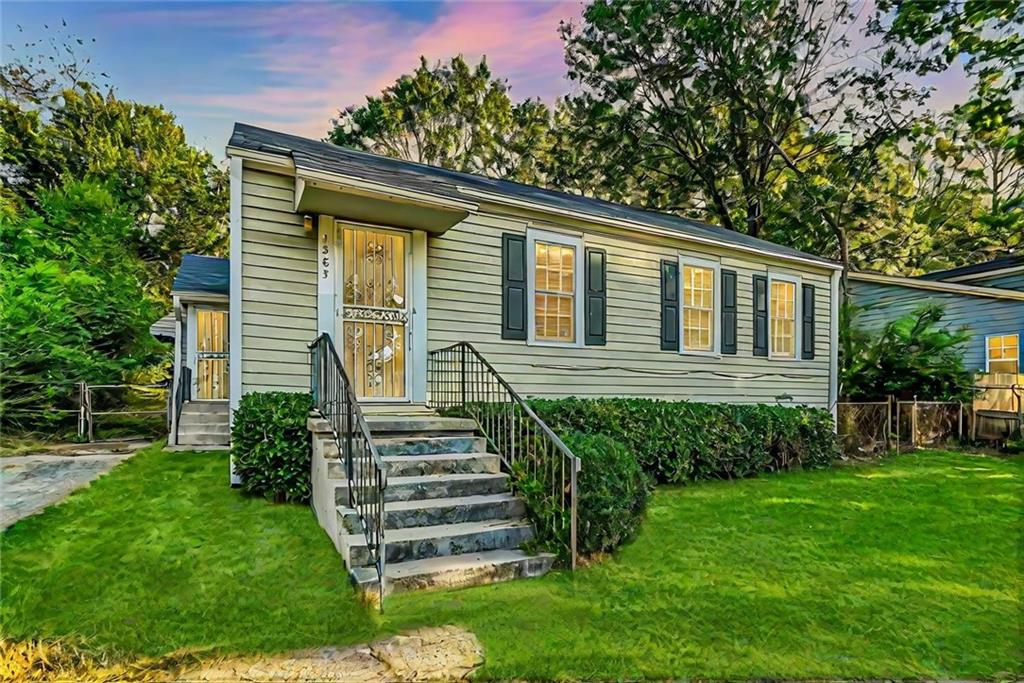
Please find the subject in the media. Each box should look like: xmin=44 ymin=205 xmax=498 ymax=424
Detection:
xmin=341 ymin=226 xmax=408 ymax=398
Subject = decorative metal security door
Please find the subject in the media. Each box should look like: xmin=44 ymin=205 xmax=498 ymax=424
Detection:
xmin=340 ymin=226 xmax=409 ymax=400
xmin=195 ymin=309 xmax=229 ymax=400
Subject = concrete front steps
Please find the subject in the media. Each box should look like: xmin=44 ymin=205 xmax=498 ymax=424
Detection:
xmin=309 ymin=409 xmax=554 ymax=597
xmin=177 ymin=400 xmax=230 ymax=447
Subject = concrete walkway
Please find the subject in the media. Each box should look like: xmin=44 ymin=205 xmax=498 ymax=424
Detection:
xmin=1 ymin=441 xmax=149 ymax=529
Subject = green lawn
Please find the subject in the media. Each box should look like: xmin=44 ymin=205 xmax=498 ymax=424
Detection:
xmin=2 ymin=444 xmax=1020 ymax=679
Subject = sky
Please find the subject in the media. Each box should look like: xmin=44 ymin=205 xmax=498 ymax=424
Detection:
xmin=2 ymin=1 xmax=972 ymax=158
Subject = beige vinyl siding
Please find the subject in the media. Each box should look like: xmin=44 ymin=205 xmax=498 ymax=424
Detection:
xmin=239 ymin=168 xmax=316 ymax=394
xmin=427 ymin=214 xmax=833 ymax=406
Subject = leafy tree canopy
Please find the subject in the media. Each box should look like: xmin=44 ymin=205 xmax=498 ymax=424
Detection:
xmin=1 ymin=27 xmax=228 ymax=300
xmin=329 ymin=55 xmax=554 ymax=184
xmin=0 ymin=181 xmax=165 ymax=430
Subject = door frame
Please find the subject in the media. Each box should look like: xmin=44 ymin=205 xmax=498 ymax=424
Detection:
xmin=186 ymin=303 xmax=230 ymax=401
xmin=334 ymin=221 xmax=415 ymax=403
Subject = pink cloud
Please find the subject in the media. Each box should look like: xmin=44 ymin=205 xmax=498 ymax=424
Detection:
xmin=111 ymin=1 xmax=583 ymax=138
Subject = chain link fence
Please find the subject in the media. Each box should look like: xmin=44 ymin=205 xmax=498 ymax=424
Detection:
xmin=836 ymin=401 xmax=890 ymax=457
xmin=838 ymin=386 xmax=1022 ymax=457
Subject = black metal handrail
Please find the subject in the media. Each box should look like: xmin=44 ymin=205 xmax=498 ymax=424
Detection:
xmin=172 ymin=366 xmax=191 ymax=444
xmin=427 ymin=341 xmax=580 ymax=568
xmin=309 ymin=333 xmax=387 ymax=606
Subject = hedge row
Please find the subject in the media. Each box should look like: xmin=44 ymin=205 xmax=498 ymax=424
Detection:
xmin=528 ymin=397 xmax=839 ymax=484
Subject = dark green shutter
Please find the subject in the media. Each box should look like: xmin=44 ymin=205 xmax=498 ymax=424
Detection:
xmin=721 ymin=269 xmax=737 ymax=354
xmin=501 ymin=233 xmax=527 ymax=340
xmin=753 ymin=274 xmax=768 ymax=356
xmin=801 ymin=283 xmax=815 ymax=359
xmin=660 ymin=260 xmax=679 ymax=351
xmin=584 ymin=247 xmax=607 ymax=346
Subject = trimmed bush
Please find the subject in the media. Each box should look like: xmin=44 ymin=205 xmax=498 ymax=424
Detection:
xmin=566 ymin=431 xmax=650 ymax=555
xmin=529 ymin=397 xmax=839 ymax=484
xmin=231 ymin=391 xmax=312 ymax=503
xmin=512 ymin=431 xmax=650 ymax=559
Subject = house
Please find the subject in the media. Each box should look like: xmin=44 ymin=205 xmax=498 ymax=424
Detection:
xmin=221 ymin=122 xmax=842 ymax=596
xmin=225 ymin=123 xmax=841 ymax=411
xmin=847 ymin=263 xmax=1023 ymax=378
xmin=166 ymin=253 xmax=231 ymax=448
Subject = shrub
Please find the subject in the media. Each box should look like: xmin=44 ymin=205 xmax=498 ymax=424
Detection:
xmin=231 ymin=391 xmax=312 ymax=503
xmin=529 ymin=397 xmax=839 ymax=484
xmin=512 ymin=431 xmax=649 ymax=559
xmin=841 ymin=303 xmax=974 ymax=402
xmin=566 ymin=432 xmax=650 ymax=555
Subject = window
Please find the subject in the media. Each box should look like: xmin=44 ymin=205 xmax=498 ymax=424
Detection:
xmin=527 ymin=230 xmax=582 ymax=345
xmin=987 ymin=334 xmax=1019 ymax=374
xmin=680 ymin=257 xmax=720 ymax=353
xmin=769 ymin=275 xmax=799 ymax=358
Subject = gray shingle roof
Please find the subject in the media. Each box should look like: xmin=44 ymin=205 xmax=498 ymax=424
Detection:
xmin=172 ymin=254 xmax=229 ymax=296
xmin=229 ymin=123 xmax=838 ymax=268
xmin=917 ymin=254 xmax=1023 ymax=281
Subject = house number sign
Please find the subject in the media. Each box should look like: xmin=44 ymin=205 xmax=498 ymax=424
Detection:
xmin=317 ymin=227 xmax=333 ymax=296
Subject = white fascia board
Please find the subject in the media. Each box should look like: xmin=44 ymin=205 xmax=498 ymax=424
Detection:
xmin=296 ymin=166 xmax=478 ymax=213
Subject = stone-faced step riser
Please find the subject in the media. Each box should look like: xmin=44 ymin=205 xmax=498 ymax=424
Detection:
xmin=348 ymin=525 xmax=534 ymax=566
xmin=374 ymin=436 xmax=486 ymax=457
xmin=337 ymin=498 xmax=526 ymax=533
xmin=327 ymin=454 xmax=500 ymax=480
xmin=335 ymin=476 xmax=509 ymax=506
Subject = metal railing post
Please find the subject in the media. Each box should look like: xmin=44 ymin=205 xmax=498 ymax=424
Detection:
xmin=912 ymin=395 xmax=918 ymax=448
xmin=570 ymin=456 xmax=579 ymax=570
xmin=460 ymin=343 xmax=467 ymax=408
xmin=77 ymin=382 xmax=86 ymax=439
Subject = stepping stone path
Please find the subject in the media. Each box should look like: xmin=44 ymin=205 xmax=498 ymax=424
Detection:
xmin=183 ymin=626 xmax=484 ymax=681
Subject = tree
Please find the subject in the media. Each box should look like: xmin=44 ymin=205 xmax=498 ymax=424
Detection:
xmin=872 ymin=0 xmax=1024 ymax=260
xmin=0 ymin=182 xmax=164 ymax=431
xmin=329 ymin=55 xmax=555 ymax=184
xmin=1 ymin=28 xmax=228 ymax=300
xmin=559 ymin=0 xmax=930 ymax=286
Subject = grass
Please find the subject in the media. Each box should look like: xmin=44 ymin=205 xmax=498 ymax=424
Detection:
xmin=2 ymin=445 xmax=1020 ymax=679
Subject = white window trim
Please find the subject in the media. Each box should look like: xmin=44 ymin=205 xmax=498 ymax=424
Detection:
xmin=768 ymin=271 xmax=802 ymax=361
xmin=678 ymin=255 xmax=721 ymax=357
xmin=527 ymin=228 xmax=584 ymax=348
xmin=985 ymin=333 xmax=1020 ymax=373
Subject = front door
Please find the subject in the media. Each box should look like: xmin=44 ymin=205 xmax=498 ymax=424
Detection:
xmin=339 ymin=225 xmax=410 ymax=401
xmin=194 ymin=308 xmax=229 ymax=400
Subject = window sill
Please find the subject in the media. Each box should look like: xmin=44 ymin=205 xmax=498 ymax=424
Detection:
xmin=680 ymin=349 xmax=721 ymax=359
xmin=527 ymin=339 xmax=584 ymax=349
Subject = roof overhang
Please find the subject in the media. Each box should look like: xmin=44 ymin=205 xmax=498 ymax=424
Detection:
xmin=457 ymin=186 xmax=843 ymax=272
xmin=171 ymin=290 xmax=230 ymax=304
xmin=849 ymin=271 xmax=1024 ymax=301
xmin=227 ymin=145 xmax=475 ymax=234
xmin=294 ymin=171 xmax=474 ymax=234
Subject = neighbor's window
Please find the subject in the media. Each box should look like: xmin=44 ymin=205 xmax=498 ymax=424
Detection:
xmin=533 ymin=238 xmax=577 ymax=343
xmin=681 ymin=259 xmax=718 ymax=352
xmin=770 ymin=279 xmax=797 ymax=358
xmin=987 ymin=334 xmax=1019 ymax=374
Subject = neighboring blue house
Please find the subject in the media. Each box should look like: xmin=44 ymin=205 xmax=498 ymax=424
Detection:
xmin=847 ymin=255 xmax=1023 ymax=376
